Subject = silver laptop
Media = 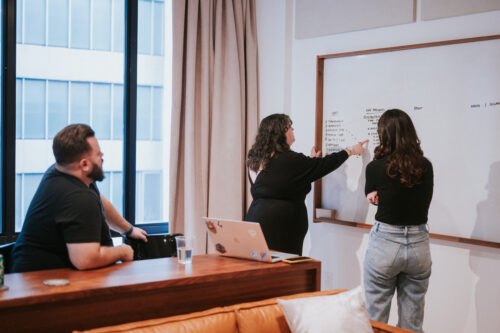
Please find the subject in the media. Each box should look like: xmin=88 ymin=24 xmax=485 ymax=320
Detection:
xmin=203 ymin=217 xmax=297 ymax=263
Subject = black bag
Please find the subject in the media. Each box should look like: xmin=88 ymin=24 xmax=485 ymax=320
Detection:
xmin=124 ymin=233 xmax=183 ymax=260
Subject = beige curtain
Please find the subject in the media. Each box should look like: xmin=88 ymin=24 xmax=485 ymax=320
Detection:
xmin=170 ymin=0 xmax=259 ymax=254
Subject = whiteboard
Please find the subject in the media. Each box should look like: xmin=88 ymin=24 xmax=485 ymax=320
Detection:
xmin=317 ymin=36 xmax=500 ymax=245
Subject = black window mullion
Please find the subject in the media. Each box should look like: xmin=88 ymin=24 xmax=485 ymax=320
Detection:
xmin=1 ymin=0 xmax=17 ymax=242
xmin=123 ymin=0 xmax=138 ymax=225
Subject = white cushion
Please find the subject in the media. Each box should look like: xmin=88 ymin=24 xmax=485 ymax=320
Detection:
xmin=277 ymin=286 xmax=372 ymax=333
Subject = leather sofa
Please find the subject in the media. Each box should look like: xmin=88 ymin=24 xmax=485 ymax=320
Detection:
xmin=76 ymin=289 xmax=413 ymax=333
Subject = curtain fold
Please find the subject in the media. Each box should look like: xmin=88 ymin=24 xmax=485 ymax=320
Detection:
xmin=170 ymin=0 xmax=259 ymax=254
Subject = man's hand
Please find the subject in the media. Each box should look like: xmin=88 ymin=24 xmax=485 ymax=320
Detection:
xmin=129 ymin=226 xmax=148 ymax=242
xmin=119 ymin=244 xmax=134 ymax=262
xmin=100 ymin=195 xmax=148 ymax=242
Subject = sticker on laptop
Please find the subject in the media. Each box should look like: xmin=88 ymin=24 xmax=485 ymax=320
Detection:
xmin=206 ymin=220 xmax=217 ymax=234
xmin=215 ymin=243 xmax=226 ymax=253
xmin=248 ymin=229 xmax=257 ymax=237
xmin=261 ymin=252 xmax=268 ymax=260
xmin=250 ymin=250 xmax=259 ymax=259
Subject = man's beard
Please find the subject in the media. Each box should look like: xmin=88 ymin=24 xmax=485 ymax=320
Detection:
xmin=88 ymin=161 xmax=105 ymax=182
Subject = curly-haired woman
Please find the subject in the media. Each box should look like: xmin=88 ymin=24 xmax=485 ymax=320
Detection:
xmin=363 ymin=109 xmax=434 ymax=333
xmin=245 ymin=113 xmax=367 ymax=255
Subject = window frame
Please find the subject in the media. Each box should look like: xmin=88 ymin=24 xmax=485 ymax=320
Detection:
xmin=0 ymin=0 xmax=169 ymax=244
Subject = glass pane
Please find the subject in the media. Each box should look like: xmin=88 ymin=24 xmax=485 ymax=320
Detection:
xmin=113 ymin=84 xmax=123 ymax=140
xmin=138 ymin=0 xmax=152 ymax=54
xmin=135 ymin=171 xmax=141 ymax=220
xmin=16 ymin=0 xmax=22 ymax=43
xmin=92 ymin=83 xmax=111 ymax=140
xmin=20 ymin=174 xmax=44 ymax=231
xmin=99 ymin=172 xmax=111 ymax=199
xmin=15 ymin=175 xmax=22 ymax=232
xmin=48 ymin=0 xmax=68 ymax=47
xmin=16 ymin=79 xmax=22 ymax=139
xmin=111 ymin=171 xmax=123 ymax=215
xmin=25 ymin=0 xmax=46 ymax=45
xmin=48 ymin=80 xmax=68 ymax=138
xmin=153 ymin=1 xmax=164 ymax=56
xmin=24 ymin=79 xmax=46 ymax=139
xmin=152 ymin=87 xmax=162 ymax=140
xmin=112 ymin=0 xmax=124 ymax=52
xmin=136 ymin=1 xmax=171 ymax=224
xmin=92 ymin=0 xmax=111 ymax=51
xmin=143 ymin=172 xmax=161 ymax=222
xmin=70 ymin=82 xmax=90 ymax=124
xmin=71 ymin=0 xmax=90 ymax=49
xmin=137 ymin=86 xmax=151 ymax=140
xmin=16 ymin=0 xmax=126 ymax=231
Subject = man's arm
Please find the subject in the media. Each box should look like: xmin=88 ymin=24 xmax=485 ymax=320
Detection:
xmin=100 ymin=194 xmax=147 ymax=242
xmin=67 ymin=242 xmax=134 ymax=270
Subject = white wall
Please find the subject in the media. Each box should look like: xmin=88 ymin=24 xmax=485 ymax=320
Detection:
xmin=256 ymin=1 xmax=500 ymax=332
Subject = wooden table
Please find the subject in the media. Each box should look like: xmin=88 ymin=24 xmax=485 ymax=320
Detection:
xmin=0 ymin=254 xmax=321 ymax=333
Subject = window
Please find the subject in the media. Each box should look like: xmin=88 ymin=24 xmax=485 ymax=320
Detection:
xmin=92 ymin=0 xmax=112 ymax=51
xmin=1 ymin=0 xmax=172 ymax=240
xmin=138 ymin=0 xmax=152 ymax=54
xmin=71 ymin=0 xmax=90 ymax=49
xmin=152 ymin=87 xmax=163 ymax=140
xmin=153 ymin=1 xmax=165 ymax=56
xmin=48 ymin=0 xmax=69 ymax=47
xmin=70 ymin=82 xmax=90 ymax=124
xmin=24 ymin=0 xmax=46 ymax=45
xmin=113 ymin=0 xmax=125 ymax=52
xmin=23 ymin=79 xmax=46 ymax=139
xmin=136 ymin=0 xmax=170 ymax=225
xmin=113 ymin=84 xmax=124 ymax=140
xmin=48 ymin=80 xmax=68 ymax=138
xmin=137 ymin=86 xmax=151 ymax=141
xmin=111 ymin=171 xmax=123 ymax=214
xmin=92 ymin=83 xmax=112 ymax=140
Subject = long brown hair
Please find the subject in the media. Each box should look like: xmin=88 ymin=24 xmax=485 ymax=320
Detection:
xmin=247 ymin=114 xmax=291 ymax=172
xmin=374 ymin=109 xmax=425 ymax=187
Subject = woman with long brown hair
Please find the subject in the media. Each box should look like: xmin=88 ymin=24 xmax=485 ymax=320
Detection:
xmin=246 ymin=113 xmax=367 ymax=255
xmin=363 ymin=109 xmax=434 ymax=333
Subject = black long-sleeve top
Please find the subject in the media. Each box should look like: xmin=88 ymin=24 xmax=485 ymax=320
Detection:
xmin=246 ymin=150 xmax=349 ymax=254
xmin=365 ymin=157 xmax=434 ymax=226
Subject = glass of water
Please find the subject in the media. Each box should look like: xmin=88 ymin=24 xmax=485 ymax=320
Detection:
xmin=175 ymin=235 xmax=194 ymax=264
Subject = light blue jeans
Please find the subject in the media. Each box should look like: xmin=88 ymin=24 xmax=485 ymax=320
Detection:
xmin=363 ymin=221 xmax=432 ymax=333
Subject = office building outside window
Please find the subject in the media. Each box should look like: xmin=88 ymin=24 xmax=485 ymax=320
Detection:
xmin=15 ymin=0 xmax=171 ymax=231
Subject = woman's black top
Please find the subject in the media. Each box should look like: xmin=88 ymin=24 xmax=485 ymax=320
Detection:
xmin=365 ymin=157 xmax=434 ymax=226
xmin=245 ymin=150 xmax=348 ymax=255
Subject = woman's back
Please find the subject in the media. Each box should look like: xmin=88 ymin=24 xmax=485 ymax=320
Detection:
xmin=365 ymin=157 xmax=433 ymax=225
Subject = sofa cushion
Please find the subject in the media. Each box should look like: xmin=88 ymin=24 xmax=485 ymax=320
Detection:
xmin=236 ymin=302 xmax=290 ymax=333
xmin=77 ymin=306 xmax=238 ymax=333
xmin=234 ymin=289 xmax=346 ymax=333
xmin=277 ymin=286 xmax=372 ymax=333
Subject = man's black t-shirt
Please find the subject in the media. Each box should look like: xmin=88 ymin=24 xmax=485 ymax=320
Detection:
xmin=12 ymin=165 xmax=112 ymax=272
xmin=365 ymin=157 xmax=434 ymax=226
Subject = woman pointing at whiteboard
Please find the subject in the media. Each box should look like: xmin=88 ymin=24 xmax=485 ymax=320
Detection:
xmin=245 ymin=113 xmax=367 ymax=255
xmin=363 ymin=109 xmax=434 ymax=333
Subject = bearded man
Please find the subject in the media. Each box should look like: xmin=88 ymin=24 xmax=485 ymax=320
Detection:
xmin=12 ymin=124 xmax=146 ymax=272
